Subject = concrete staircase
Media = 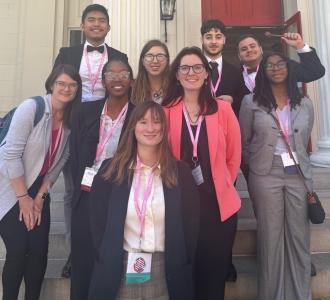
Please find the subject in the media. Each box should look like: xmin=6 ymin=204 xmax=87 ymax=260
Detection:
xmin=0 ymin=168 xmax=329 ymax=299
xmin=225 ymin=167 xmax=330 ymax=300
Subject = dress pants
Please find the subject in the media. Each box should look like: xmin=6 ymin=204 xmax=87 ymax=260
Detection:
xmin=70 ymin=191 xmax=94 ymax=300
xmin=63 ymin=160 xmax=73 ymax=243
xmin=0 ymin=176 xmax=50 ymax=300
xmin=249 ymin=156 xmax=312 ymax=300
xmin=194 ymin=191 xmax=237 ymax=300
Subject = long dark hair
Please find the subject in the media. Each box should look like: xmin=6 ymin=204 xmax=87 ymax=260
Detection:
xmin=103 ymin=101 xmax=178 ymax=187
xmin=131 ymin=40 xmax=170 ymax=105
xmin=101 ymin=56 xmax=134 ymax=99
xmin=253 ymin=52 xmax=302 ymax=111
xmin=162 ymin=46 xmax=217 ymax=115
xmin=45 ymin=64 xmax=82 ymax=129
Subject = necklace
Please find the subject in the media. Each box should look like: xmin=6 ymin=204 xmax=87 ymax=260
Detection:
xmin=186 ymin=110 xmax=200 ymax=124
xmin=152 ymin=88 xmax=163 ymax=101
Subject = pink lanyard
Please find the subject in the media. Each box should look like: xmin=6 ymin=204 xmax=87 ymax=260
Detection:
xmin=183 ymin=105 xmax=203 ymax=160
xmin=95 ymin=103 xmax=128 ymax=163
xmin=242 ymin=65 xmax=259 ymax=92
xmin=48 ymin=122 xmax=63 ymax=169
xmin=276 ymin=104 xmax=290 ymax=142
xmin=133 ymin=158 xmax=156 ymax=245
xmin=83 ymin=46 xmax=107 ymax=94
xmin=210 ymin=67 xmax=222 ymax=97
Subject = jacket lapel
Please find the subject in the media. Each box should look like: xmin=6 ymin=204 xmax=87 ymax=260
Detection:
xmin=205 ymin=111 xmax=219 ymax=167
xmin=168 ymin=100 xmax=183 ymax=159
xmin=73 ymin=45 xmax=84 ymax=70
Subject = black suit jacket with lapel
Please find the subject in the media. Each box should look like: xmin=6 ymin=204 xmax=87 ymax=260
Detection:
xmin=53 ymin=44 xmax=128 ymax=71
xmin=88 ymin=160 xmax=200 ymax=300
xmin=213 ymin=59 xmax=245 ymax=118
xmin=70 ymin=100 xmax=135 ymax=208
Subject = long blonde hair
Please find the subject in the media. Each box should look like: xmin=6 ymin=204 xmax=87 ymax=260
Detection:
xmin=102 ymin=101 xmax=178 ymax=187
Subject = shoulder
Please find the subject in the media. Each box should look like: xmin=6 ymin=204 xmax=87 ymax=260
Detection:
xmin=222 ymin=60 xmax=241 ymax=75
xmin=300 ymin=96 xmax=314 ymax=110
xmin=106 ymin=45 xmax=128 ymax=60
xmin=242 ymin=93 xmax=254 ymax=105
xmin=58 ymin=45 xmax=82 ymax=54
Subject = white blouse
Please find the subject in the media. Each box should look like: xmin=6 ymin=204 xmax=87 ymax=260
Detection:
xmin=123 ymin=163 xmax=165 ymax=253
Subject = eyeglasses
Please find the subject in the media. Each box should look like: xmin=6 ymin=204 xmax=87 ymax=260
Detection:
xmin=55 ymin=81 xmax=78 ymax=90
xmin=265 ymin=61 xmax=287 ymax=70
xmin=144 ymin=53 xmax=168 ymax=63
xmin=178 ymin=64 xmax=205 ymax=75
xmin=104 ymin=71 xmax=131 ymax=81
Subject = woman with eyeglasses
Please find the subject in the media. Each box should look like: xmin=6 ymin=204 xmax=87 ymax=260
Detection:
xmin=239 ymin=53 xmax=315 ymax=300
xmin=69 ymin=56 xmax=135 ymax=300
xmin=162 ymin=47 xmax=241 ymax=300
xmin=88 ymin=101 xmax=199 ymax=300
xmin=0 ymin=64 xmax=81 ymax=299
xmin=131 ymin=40 xmax=170 ymax=104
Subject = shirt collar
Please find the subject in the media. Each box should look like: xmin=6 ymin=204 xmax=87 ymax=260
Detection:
xmin=205 ymin=55 xmax=223 ymax=67
xmin=84 ymin=40 xmax=106 ymax=48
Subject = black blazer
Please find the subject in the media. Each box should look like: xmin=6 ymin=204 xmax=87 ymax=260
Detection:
xmin=213 ymin=60 xmax=245 ymax=118
xmin=53 ymin=44 xmax=128 ymax=70
xmin=88 ymin=160 xmax=200 ymax=300
xmin=238 ymin=48 xmax=326 ymax=113
xmin=70 ymin=100 xmax=135 ymax=208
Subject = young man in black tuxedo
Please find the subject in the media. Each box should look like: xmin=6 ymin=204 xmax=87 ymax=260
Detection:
xmin=53 ymin=3 xmax=128 ymax=287
xmin=201 ymin=19 xmax=243 ymax=118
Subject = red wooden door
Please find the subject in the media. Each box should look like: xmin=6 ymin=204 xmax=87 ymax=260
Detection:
xmin=202 ymin=0 xmax=282 ymax=26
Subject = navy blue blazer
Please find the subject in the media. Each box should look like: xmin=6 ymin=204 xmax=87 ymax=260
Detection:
xmin=88 ymin=160 xmax=200 ymax=300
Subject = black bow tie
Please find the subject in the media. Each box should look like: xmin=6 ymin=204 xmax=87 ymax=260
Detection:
xmin=246 ymin=67 xmax=258 ymax=74
xmin=87 ymin=45 xmax=104 ymax=53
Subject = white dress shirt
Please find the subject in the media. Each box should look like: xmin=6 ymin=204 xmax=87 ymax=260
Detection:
xmin=93 ymin=102 xmax=127 ymax=170
xmin=123 ymin=163 xmax=165 ymax=253
xmin=205 ymin=55 xmax=223 ymax=75
xmin=79 ymin=41 xmax=108 ymax=102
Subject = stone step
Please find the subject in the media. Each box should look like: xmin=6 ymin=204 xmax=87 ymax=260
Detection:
xmin=233 ymin=217 xmax=330 ymax=255
xmin=1 ymin=254 xmax=328 ymax=300
xmin=225 ymin=253 xmax=330 ymax=300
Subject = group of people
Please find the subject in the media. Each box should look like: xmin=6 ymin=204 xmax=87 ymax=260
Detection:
xmin=0 ymin=3 xmax=325 ymax=300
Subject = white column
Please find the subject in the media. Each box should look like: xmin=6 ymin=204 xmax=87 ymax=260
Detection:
xmin=310 ymin=0 xmax=330 ymax=167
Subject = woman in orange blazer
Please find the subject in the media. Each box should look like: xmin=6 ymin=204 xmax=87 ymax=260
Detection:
xmin=162 ymin=47 xmax=241 ymax=300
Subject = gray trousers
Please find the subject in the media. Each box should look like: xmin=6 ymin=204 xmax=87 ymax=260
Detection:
xmin=248 ymin=156 xmax=312 ymax=300
xmin=63 ymin=159 xmax=74 ymax=243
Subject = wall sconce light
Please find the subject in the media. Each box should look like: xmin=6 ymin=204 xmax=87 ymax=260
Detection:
xmin=160 ymin=0 xmax=176 ymax=42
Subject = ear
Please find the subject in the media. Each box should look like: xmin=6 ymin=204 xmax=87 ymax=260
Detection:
xmin=102 ymin=80 xmax=106 ymax=89
xmin=107 ymin=24 xmax=111 ymax=34
xmin=260 ymin=47 xmax=263 ymax=55
xmin=238 ymin=53 xmax=242 ymax=61
xmin=80 ymin=23 xmax=84 ymax=32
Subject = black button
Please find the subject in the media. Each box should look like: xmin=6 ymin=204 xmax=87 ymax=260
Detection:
xmin=294 ymin=129 xmax=298 ymax=133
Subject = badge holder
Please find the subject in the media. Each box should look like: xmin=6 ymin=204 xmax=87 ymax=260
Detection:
xmin=81 ymin=167 xmax=97 ymax=192
xmin=126 ymin=252 xmax=152 ymax=284
xmin=191 ymin=157 xmax=204 ymax=186
xmin=281 ymin=152 xmax=299 ymax=174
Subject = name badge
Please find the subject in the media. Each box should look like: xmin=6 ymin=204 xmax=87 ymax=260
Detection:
xmin=81 ymin=167 xmax=97 ymax=192
xmin=281 ymin=152 xmax=299 ymax=174
xmin=126 ymin=252 xmax=152 ymax=284
xmin=192 ymin=164 xmax=204 ymax=185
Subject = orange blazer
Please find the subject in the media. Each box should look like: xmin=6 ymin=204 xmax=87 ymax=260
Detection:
xmin=163 ymin=98 xmax=241 ymax=221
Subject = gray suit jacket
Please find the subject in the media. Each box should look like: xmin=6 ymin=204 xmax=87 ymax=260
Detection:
xmin=239 ymin=94 xmax=314 ymax=179
xmin=0 ymin=94 xmax=70 ymax=220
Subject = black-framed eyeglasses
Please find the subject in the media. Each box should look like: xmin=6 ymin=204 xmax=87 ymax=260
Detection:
xmin=55 ymin=81 xmax=78 ymax=90
xmin=144 ymin=53 xmax=168 ymax=62
xmin=104 ymin=71 xmax=131 ymax=81
xmin=265 ymin=61 xmax=287 ymax=70
xmin=178 ymin=64 xmax=205 ymax=75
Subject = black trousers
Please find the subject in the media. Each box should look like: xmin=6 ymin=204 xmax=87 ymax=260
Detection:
xmin=70 ymin=192 xmax=94 ymax=300
xmin=0 ymin=176 xmax=50 ymax=300
xmin=195 ymin=192 xmax=238 ymax=300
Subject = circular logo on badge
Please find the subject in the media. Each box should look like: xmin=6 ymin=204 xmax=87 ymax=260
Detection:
xmin=133 ymin=257 xmax=146 ymax=273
